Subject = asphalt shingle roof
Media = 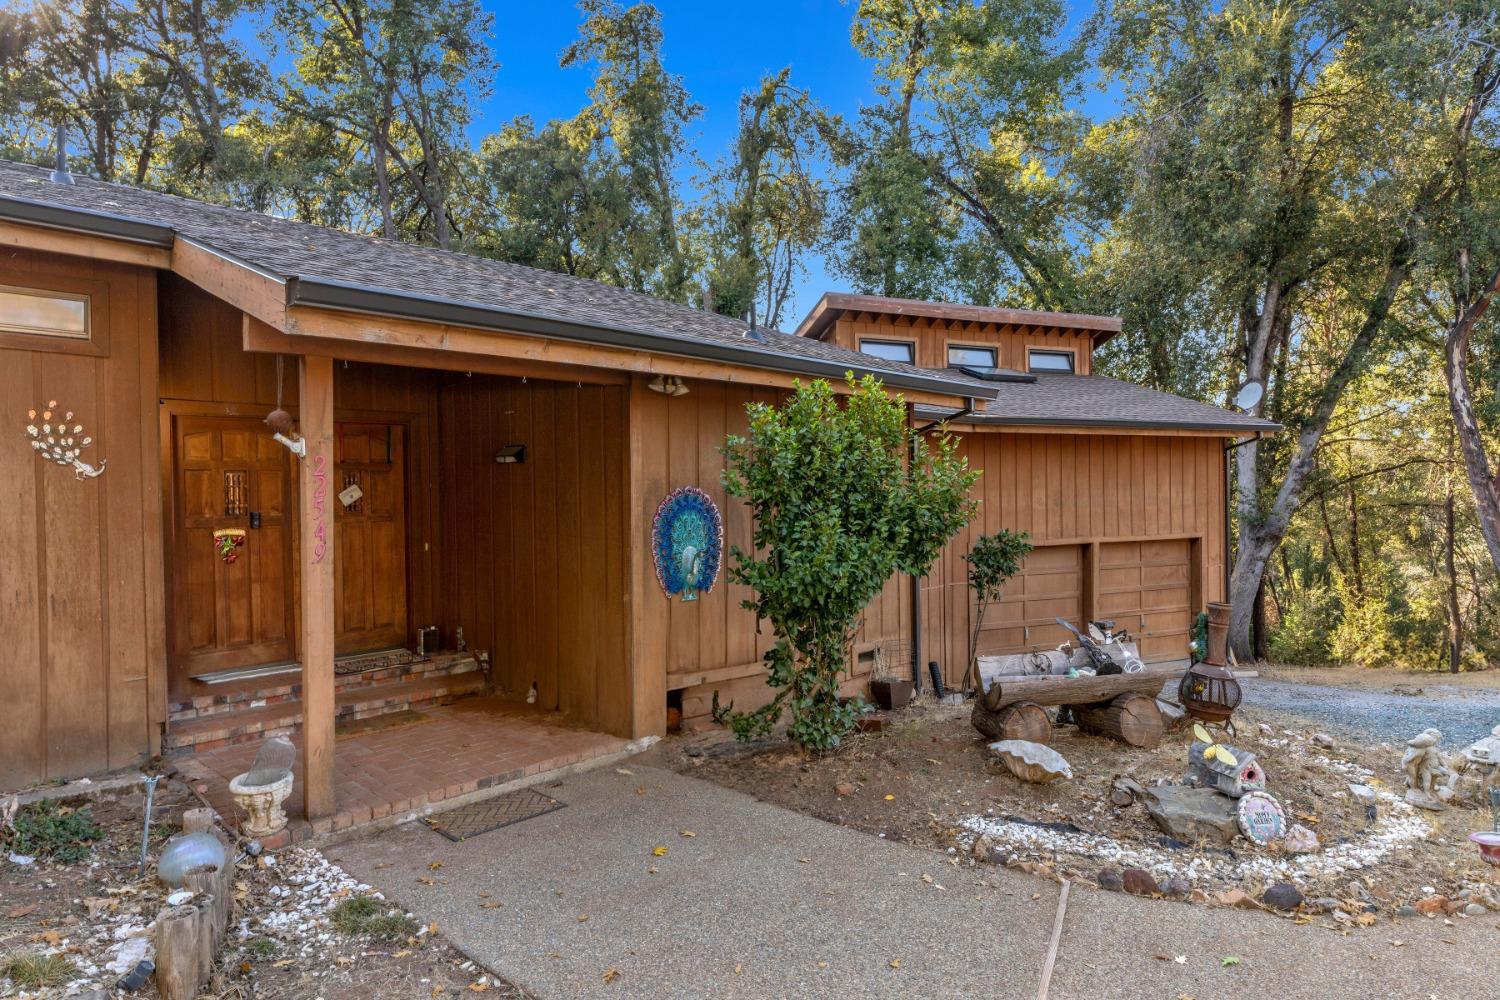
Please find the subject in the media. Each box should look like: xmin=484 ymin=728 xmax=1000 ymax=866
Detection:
xmin=915 ymin=373 xmax=1280 ymax=433
xmin=0 ymin=160 xmax=984 ymax=398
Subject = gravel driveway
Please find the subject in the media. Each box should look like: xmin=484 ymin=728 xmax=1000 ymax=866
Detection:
xmin=1242 ymin=676 xmax=1500 ymax=745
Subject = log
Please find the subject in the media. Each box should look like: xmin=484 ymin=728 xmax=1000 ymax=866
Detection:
xmin=971 ymin=701 xmax=1052 ymax=744
xmin=155 ymin=904 xmax=207 ymax=1000
xmin=180 ymin=807 xmax=217 ymax=834
xmin=1074 ymin=693 xmax=1165 ymax=748
xmin=983 ymin=666 xmax=1183 ymax=712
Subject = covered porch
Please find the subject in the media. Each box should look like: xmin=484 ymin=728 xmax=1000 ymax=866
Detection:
xmin=176 ymin=696 xmax=637 ymax=843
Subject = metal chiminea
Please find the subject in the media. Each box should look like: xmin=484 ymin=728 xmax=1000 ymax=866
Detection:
xmin=1179 ymin=661 xmax=1242 ymax=725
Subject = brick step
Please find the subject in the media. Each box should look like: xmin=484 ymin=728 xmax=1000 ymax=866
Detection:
xmin=163 ymin=672 xmax=489 ymax=753
xmin=168 ymin=653 xmax=485 ymax=724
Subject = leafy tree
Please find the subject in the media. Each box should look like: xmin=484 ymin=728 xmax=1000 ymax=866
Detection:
xmin=1087 ymin=0 xmax=1500 ymax=658
xmin=714 ymin=377 xmax=978 ymax=750
xmin=562 ymin=0 xmax=698 ymax=300
xmin=273 ymin=0 xmax=495 ymax=248
xmin=831 ymin=0 xmax=1087 ymax=307
xmin=962 ymin=530 xmax=1032 ymax=693
xmin=699 ymin=68 xmax=831 ymax=328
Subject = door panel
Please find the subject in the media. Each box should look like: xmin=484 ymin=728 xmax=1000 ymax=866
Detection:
xmin=334 ymin=423 xmax=407 ymax=654
xmin=170 ymin=415 xmax=296 ymax=679
xmin=1098 ymin=539 xmax=1193 ymax=662
xmin=973 ymin=544 xmax=1085 ymax=656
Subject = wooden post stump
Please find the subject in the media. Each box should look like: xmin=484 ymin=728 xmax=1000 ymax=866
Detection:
xmin=971 ymin=701 xmax=1052 ymax=744
xmin=155 ymin=904 xmax=207 ymax=1000
xmin=1074 ymin=692 xmax=1164 ymax=748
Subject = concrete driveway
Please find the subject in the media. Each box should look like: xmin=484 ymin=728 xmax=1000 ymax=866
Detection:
xmin=333 ymin=764 xmax=1498 ymax=999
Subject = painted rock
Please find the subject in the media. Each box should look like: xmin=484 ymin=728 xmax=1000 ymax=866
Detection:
xmin=1236 ymin=791 xmax=1287 ymax=845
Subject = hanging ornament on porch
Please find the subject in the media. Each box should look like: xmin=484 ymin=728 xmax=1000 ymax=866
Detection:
xmin=265 ymin=355 xmax=305 ymax=457
xmin=213 ymin=528 xmax=247 ymax=564
xmin=651 ymin=486 xmax=723 ymax=602
xmin=23 ymin=400 xmax=107 ymax=479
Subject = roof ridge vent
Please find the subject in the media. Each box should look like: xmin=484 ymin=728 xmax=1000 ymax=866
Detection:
xmin=50 ymin=123 xmax=74 ymax=186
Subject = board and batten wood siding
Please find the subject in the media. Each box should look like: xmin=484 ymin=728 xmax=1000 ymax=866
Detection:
xmin=920 ymin=429 xmax=1226 ymax=688
xmin=0 ymin=247 xmax=164 ymax=789
xmin=825 ymin=314 xmax=1094 ymax=375
xmin=627 ymin=376 xmax=912 ymax=731
xmin=435 ymin=374 xmax=632 ymax=737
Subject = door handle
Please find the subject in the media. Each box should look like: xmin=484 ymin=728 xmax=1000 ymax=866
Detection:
xmin=249 ymin=511 xmax=261 ymax=529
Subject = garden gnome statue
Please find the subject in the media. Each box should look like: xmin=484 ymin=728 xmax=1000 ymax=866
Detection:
xmin=1402 ymin=728 xmax=1454 ymax=811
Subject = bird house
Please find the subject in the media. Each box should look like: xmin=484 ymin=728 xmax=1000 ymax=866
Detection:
xmin=1188 ymin=741 xmax=1265 ymax=798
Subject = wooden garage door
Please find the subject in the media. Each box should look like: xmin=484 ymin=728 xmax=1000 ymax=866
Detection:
xmin=1097 ymin=539 xmax=1192 ymax=662
xmin=975 ymin=545 xmax=1084 ymax=656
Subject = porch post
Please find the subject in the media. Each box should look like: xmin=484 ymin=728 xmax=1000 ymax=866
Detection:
xmin=299 ymin=355 xmax=336 ymax=820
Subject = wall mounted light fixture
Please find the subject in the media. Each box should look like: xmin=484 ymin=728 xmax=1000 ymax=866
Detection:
xmin=494 ymin=444 xmax=526 ymax=464
xmin=648 ymin=375 xmax=690 ymax=397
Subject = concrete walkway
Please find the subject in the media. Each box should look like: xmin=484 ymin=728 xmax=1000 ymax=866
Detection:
xmin=335 ymin=765 xmax=1497 ymax=999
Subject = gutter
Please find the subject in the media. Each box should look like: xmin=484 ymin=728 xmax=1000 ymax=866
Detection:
xmin=0 ymin=193 xmax=174 ymax=247
xmin=913 ymin=407 xmax=1280 ymax=436
xmin=287 ymin=276 xmax=998 ymax=403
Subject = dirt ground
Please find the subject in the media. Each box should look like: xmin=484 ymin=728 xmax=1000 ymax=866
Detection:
xmin=1 ymin=777 xmax=524 ymax=999
xmin=659 ymin=696 xmax=1500 ymax=920
xmin=1257 ymin=662 xmax=1500 ymax=694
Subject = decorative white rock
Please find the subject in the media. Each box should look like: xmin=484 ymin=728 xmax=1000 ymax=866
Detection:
xmin=989 ymin=740 xmax=1072 ymax=783
xmin=230 ymin=768 xmax=294 ymax=837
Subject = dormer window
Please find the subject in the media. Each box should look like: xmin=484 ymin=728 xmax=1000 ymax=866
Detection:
xmin=858 ymin=339 xmax=915 ymax=364
xmin=947 ymin=345 xmax=997 ymax=368
xmin=1028 ymin=349 xmax=1075 ymax=374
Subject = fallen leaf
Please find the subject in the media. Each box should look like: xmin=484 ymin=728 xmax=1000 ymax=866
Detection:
xmin=428 ymin=861 xmax=445 ymax=871
xmin=647 ymin=866 xmax=659 ymax=875
xmin=480 ymin=902 xmax=503 ymax=910
xmin=920 ymin=874 xmax=934 ymax=884
xmin=1173 ymin=955 xmax=1187 ymax=964
xmin=335 ymin=956 xmax=354 ymax=968
xmin=652 ymin=846 xmax=669 ymax=857
xmin=426 ymin=922 xmax=440 ymax=935
xmin=734 ymin=963 xmax=743 ymax=974
xmin=393 ymin=949 xmax=412 ymax=958
xmin=615 ymin=767 xmax=634 ymax=775
xmin=602 ymin=967 xmax=621 ymax=984
xmin=797 ymin=857 xmax=811 ymax=863
xmin=635 ymin=786 xmax=647 ymax=796
xmin=467 ymin=982 xmax=490 ymax=993
xmin=884 ymin=794 xmax=895 ymax=801
xmin=889 ymin=958 xmax=901 ymax=969
xmin=418 ymin=876 xmax=436 ymax=885
xmin=5 ymin=904 xmax=36 ymax=918
xmin=1220 ymin=956 xmax=1241 ymax=967
xmin=432 ymin=987 xmax=445 ymax=997
xmin=578 ymin=913 xmax=589 ymax=923
xmin=679 ymin=830 xmax=696 ymax=838
xmin=273 ymin=958 xmax=296 ymax=968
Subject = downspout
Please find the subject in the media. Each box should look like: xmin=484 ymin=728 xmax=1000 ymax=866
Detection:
xmin=908 ymin=399 xmax=977 ymax=694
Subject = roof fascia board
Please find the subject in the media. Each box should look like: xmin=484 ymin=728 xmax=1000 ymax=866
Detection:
xmin=915 ymin=406 xmax=1280 ymax=436
xmin=287 ymin=275 xmax=996 ymax=402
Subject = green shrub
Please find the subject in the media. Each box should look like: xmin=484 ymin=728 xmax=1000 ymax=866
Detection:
xmin=3 ymin=800 xmax=104 ymax=863
xmin=243 ymin=936 xmax=277 ymax=961
xmin=714 ymin=376 xmax=977 ymax=750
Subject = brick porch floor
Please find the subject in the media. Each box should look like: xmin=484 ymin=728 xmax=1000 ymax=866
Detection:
xmin=174 ymin=696 xmax=634 ymax=846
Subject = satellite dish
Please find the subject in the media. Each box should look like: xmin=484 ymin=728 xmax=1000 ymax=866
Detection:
xmin=1233 ymin=380 xmax=1264 ymax=412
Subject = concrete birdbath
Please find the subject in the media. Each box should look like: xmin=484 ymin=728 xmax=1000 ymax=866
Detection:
xmin=230 ymin=736 xmax=295 ymax=837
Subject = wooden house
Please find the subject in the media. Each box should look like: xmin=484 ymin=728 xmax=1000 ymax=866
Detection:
xmin=0 ymin=161 xmax=1273 ymax=817
xmin=794 ymin=293 xmax=1275 ymax=698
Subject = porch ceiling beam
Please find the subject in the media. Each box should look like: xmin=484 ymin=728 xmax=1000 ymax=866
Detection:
xmin=243 ymin=317 xmax=629 ymax=386
xmin=282 ymin=304 xmax=986 ymax=411
xmin=298 ymin=355 xmax=337 ymax=822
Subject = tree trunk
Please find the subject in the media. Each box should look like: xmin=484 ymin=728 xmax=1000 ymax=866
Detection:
xmin=1228 ymin=228 xmax=1418 ymax=659
xmin=1445 ymin=476 xmax=1463 ymax=675
xmin=1443 ymin=262 xmax=1500 ymax=578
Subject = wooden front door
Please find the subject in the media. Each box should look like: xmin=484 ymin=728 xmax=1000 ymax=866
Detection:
xmin=170 ymin=416 xmax=297 ymax=678
xmin=334 ymin=423 xmax=408 ymax=654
